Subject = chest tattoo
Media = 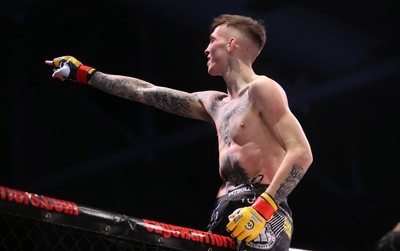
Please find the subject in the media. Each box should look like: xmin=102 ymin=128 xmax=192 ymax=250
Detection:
xmin=218 ymin=99 xmax=249 ymax=146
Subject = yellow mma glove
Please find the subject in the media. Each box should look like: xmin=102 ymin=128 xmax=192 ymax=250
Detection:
xmin=46 ymin=56 xmax=96 ymax=84
xmin=226 ymin=192 xmax=278 ymax=243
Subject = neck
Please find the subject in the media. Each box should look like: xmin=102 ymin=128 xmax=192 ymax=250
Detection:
xmin=224 ymin=65 xmax=257 ymax=98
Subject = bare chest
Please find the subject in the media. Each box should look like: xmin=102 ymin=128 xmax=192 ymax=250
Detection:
xmin=214 ymin=96 xmax=260 ymax=147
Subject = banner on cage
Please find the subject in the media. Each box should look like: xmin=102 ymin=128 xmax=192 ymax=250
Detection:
xmin=0 ymin=185 xmax=235 ymax=251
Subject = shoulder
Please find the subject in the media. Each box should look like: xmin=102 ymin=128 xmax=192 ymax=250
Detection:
xmin=191 ymin=90 xmax=227 ymax=116
xmin=192 ymin=90 xmax=228 ymax=104
xmin=249 ymin=75 xmax=285 ymax=95
xmin=248 ymin=75 xmax=289 ymax=112
xmin=249 ymin=75 xmax=287 ymax=100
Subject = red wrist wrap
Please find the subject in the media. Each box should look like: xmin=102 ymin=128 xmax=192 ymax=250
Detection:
xmin=76 ymin=65 xmax=92 ymax=84
xmin=252 ymin=194 xmax=277 ymax=220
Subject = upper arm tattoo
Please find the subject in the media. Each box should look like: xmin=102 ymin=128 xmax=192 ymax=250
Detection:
xmin=143 ymin=91 xmax=192 ymax=117
xmin=274 ymin=164 xmax=305 ymax=203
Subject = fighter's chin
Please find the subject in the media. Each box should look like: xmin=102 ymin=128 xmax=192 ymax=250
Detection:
xmin=207 ymin=67 xmax=219 ymax=76
xmin=207 ymin=70 xmax=216 ymax=76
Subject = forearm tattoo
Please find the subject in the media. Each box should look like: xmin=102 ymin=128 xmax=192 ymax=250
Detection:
xmin=91 ymin=73 xmax=193 ymax=117
xmin=91 ymin=73 xmax=141 ymax=100
xmin=274 ymin=164 xmax=305 ymax=203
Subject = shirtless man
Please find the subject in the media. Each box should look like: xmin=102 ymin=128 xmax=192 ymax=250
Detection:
xmin=45 ymin=14 xmax=313 ymax=251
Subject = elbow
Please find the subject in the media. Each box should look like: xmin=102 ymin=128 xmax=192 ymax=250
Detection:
xmin=303 ymin=147 xmax=313 ymax=170
xmin=296 ymin=146 xmax=313 ymax=171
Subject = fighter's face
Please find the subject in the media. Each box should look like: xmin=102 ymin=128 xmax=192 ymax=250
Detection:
xmin=204 ymin=25 xmax=230 ymax=76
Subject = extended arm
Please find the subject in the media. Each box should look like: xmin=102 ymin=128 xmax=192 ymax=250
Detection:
xmin=89 ymin=72 xmax=210 ymax=120
xmin=45 ymin=55 xmax=211 ymax=122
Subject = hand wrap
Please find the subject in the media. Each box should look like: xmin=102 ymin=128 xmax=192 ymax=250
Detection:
xmin=50 ymin=56 xmax=96 ymax=84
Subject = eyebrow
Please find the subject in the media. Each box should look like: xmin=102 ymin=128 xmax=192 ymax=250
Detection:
xmin=209 ymin=34 xmax=216 ymax=40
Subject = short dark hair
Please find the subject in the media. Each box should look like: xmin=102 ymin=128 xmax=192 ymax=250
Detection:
xmin=210 ymin=14 xmax=267 ymax=50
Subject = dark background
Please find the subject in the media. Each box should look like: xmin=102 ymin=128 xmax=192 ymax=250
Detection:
xmin=1 ymin=0 xmax=399 ymax=250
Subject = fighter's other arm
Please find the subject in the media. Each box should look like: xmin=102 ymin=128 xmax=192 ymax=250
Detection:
xmin=251 ymin=77 xmax=313 ymax=203
xmin=226 ymin=78 xmax=313 ymax=243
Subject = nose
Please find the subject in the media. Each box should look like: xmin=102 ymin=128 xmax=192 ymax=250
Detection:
xmin=204 ymin=47 xmax=209 ymax=56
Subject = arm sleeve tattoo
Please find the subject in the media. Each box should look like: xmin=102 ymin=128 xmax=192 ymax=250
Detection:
xmin=90 ymin=72 xmax=197 ymax=118
xmin=274 ymin=164 xmax=305 ymax=203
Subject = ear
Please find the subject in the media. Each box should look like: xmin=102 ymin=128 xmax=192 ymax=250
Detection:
xmin=227 ymin=37 xmax=237 ymax=51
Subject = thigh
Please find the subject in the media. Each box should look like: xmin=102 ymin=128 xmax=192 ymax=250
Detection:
xmin=207 ymin=184 xmax=258 ymax=235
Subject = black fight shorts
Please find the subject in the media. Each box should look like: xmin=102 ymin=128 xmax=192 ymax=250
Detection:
xmin=207 ymin=184 xmax=293 ymax=251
